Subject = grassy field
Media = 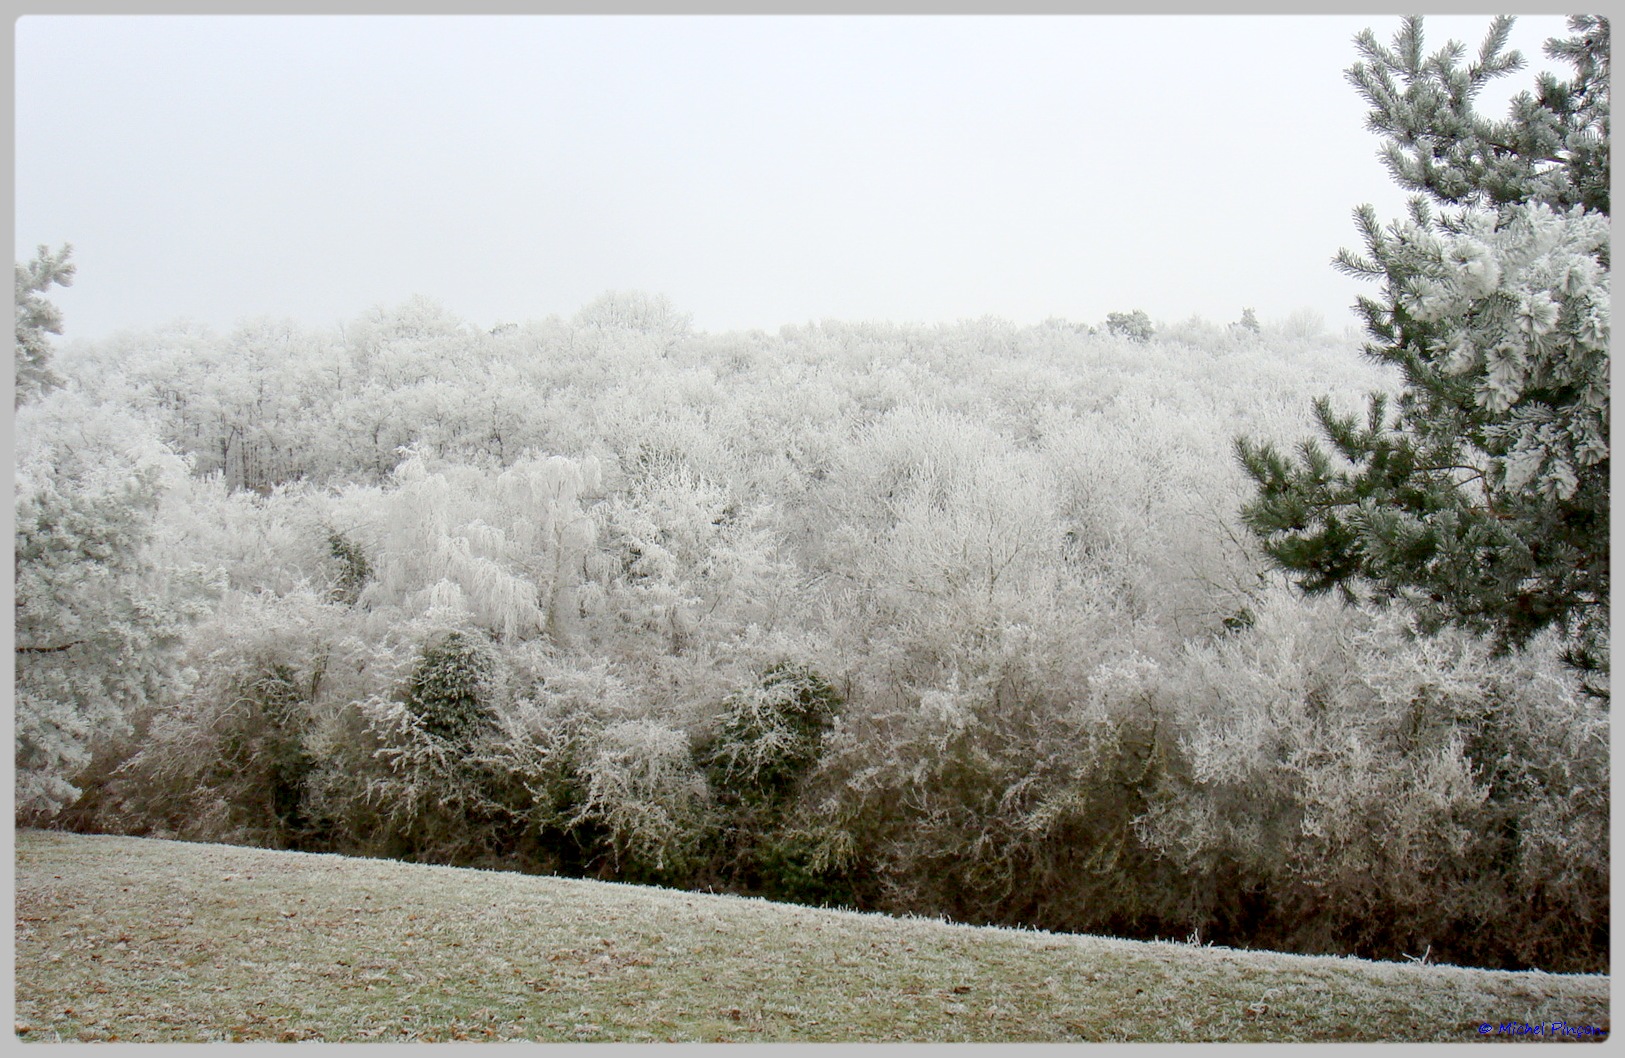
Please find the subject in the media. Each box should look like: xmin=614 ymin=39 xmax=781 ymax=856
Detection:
xmin=12 ymin=829 xmax=1610 ymax=1043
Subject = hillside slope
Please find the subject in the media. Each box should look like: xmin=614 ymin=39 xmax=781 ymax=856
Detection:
xmin=12 ymin=830 xmax=1608 ymax=1043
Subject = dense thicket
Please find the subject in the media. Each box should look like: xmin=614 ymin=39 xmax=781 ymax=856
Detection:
xmin=17 ymin=285 xmax=1604 ymax=972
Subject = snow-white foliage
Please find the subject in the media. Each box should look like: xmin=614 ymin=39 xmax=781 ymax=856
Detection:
xmin=574 ymin=290 xmax=693 ymax=340
xmin=362 ymin=449 xmax=600 ymax=642
xmin=592 ymin=463 xmax=787 ymax=657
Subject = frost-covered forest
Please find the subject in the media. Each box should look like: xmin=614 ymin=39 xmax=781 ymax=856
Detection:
xmin=15 ymin=14 xmax=1610 ymax=977
xmin=15 ymin=295 xmax=1605 ymax=973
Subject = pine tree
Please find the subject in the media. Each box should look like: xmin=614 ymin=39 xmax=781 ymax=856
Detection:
xmin=15 ymin=243 xmax=74 ymax=406
xmin=1104 ymin=309 xmax=1155 ymax=342
xmin=1235 ymin=16 xmax=1610 ymax=689
xmin=15 ymin=391 xmax=217 ymax=817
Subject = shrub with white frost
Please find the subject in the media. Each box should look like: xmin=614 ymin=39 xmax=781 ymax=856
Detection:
xmin=570 ymin=719 xmax=713 ymax=876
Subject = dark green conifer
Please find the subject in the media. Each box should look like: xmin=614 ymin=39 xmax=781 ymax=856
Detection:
xmin=1237 ymin=16 xmax=1610 ymax=690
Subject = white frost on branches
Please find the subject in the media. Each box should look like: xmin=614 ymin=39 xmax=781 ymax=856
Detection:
xmin=1401 ymin=202 xmax=1609 ymax=499
xmin=364 ymin=448 xmax=601 ymax=641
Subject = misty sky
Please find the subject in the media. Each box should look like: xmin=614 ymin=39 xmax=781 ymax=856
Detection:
xmin=16 ymin=14 xmax=1574 ymax=341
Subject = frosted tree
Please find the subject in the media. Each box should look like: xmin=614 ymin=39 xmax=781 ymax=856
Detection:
xmin=573 ymin=290 xmax=693 ymax=358
xmin=360 ymin=449 xmax=601 ymax=643
xmin=593 ymin=463 xmax=789 ymax=658
xmin=87 ymin=320 xmax=224 ymax=466
xmin=177 ymin=318 xmax=337 ymax=491
xmin=1237 ymin=16 xmax=1610 ymax=685
xmin=15 ymin=390 xmax=217 ymax=817
xmin=569 ymin=718 xmax=713 ymax=875
xmin=15 ymin=244 xmax=74 ymax=405
xmin=332 ymin=298 xmax=485 ymax=477
xmin=1104 ymin=310 xmax=1154 ymax=342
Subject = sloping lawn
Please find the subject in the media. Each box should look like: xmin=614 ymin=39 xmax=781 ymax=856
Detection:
xmin=13 ymin=829 xmax=1609 ymax=1043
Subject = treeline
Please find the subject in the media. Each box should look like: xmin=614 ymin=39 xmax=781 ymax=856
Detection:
xmin=18 ymin=294 xmax=1607 ymax=973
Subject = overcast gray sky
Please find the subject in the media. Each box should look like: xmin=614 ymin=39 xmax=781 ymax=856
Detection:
xmin=15 ymin=14 xmax=1575 ymax=340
